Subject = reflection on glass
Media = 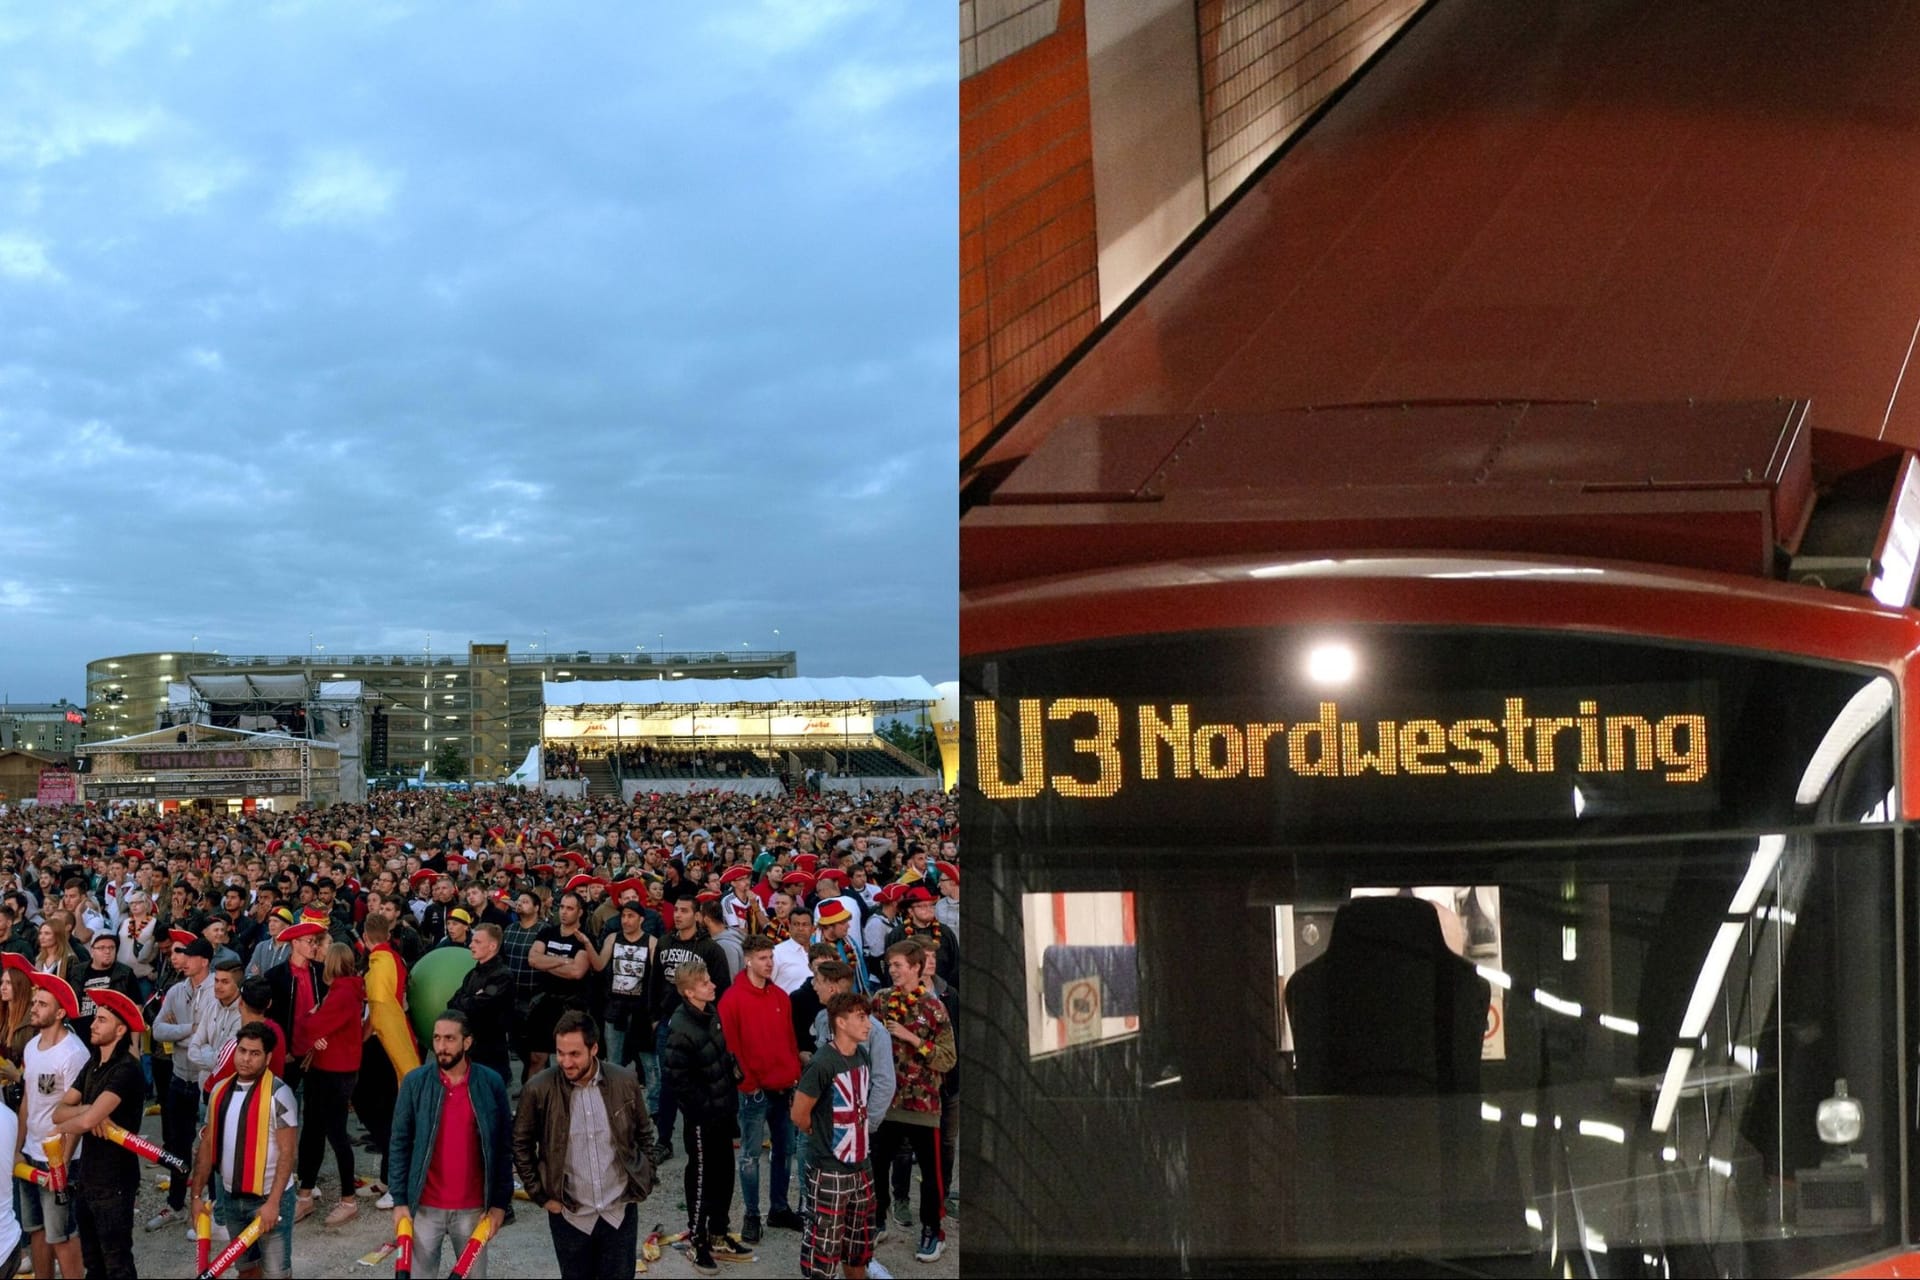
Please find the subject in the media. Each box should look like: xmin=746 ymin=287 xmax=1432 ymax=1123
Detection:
xmin=967 ymin=630 xmax=1901 ymax=1273
xmin=1276 ymin=886 xmax=1506 ymax=1061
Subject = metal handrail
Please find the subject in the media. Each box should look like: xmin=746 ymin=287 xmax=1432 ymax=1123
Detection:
xmin=184 ymin=650 xmax=795 ymax=668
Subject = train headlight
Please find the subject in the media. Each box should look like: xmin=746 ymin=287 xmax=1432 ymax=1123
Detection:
xmin=1816 ymin=1079 xmax=1863 ymax=1148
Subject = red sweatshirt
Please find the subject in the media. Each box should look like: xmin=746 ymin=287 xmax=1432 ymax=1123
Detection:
xmin=306 ymin=975 xmax=365 ymax=1073
xmin=717 ymin=975 xmax=801 ymax=1092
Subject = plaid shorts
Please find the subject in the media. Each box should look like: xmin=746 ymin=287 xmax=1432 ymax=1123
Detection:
xmin=799 ymin=1165 xmax=875 ymax=1277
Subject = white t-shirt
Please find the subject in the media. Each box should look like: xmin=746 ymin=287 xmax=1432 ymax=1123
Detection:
xmin=219 ymin=1076 xmax=299 ymax=1192
xmin=22 ymin=1028 xmax=90 ymax=1162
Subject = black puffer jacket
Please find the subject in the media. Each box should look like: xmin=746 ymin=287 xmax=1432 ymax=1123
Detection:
xmin=663 ymin=1000 xmax=738 ymax=1130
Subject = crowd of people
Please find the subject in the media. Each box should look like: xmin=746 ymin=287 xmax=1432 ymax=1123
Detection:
xmin=0 ymin=781 xmax=958 ymax=1278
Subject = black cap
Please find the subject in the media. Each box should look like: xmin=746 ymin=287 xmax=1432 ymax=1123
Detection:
xmin=183 ymin=938 xmax=215 ymax=960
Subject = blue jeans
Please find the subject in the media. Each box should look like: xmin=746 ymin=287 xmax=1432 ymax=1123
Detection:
xmin=736 ymin=1088 xmax=794 ymax=1217
xmin=216 ymin=1183 xmax=296 ymax=1280
xmin=651 ymin=1021 xmax=677 ymax=1147
xmin=604 ymin=1020 xmax=658 ymax=1129
xmin=413 ymin=1204 xmax=488 ymax=1278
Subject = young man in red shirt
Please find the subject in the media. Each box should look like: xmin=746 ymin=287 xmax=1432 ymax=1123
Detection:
xmin=717 ymin=934 xmax=803 ymax=1242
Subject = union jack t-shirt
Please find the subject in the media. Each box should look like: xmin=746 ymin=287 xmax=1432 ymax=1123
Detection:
xmin=796 ymin=1042 xmax=872 ymax=1171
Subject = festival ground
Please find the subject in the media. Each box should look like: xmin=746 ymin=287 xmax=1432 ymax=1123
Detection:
xmin=85 ymin=1113 xmax=959 ymax=1279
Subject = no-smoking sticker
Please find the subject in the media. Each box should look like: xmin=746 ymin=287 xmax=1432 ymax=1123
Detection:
xmin=1063 ymin=976 xmax=1102 ymax=1045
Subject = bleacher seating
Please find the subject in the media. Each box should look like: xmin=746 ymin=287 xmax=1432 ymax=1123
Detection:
xmin=790 ymin=747 xmax=931 ymax=778
xmin=615 ymin=746 xmax=774 ymax=780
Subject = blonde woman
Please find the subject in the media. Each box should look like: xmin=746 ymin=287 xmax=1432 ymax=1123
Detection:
xmin=33 ymin=916 xmax=78 ymax=988
xmin=117 ymin=892 xmax=159 ymax=991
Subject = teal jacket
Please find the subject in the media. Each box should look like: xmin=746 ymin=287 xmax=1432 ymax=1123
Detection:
xmin=388 ymin=1060 xmax=515 ymax=1214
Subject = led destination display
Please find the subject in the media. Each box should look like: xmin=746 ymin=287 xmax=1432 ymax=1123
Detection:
xmin=975 ymin=694 xmax=1709 ymax=801
xmin=964 ymin=630 xmax=1891 ymax=842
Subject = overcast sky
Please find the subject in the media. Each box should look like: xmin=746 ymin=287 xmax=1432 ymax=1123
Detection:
xmin=0 ymin=0 xmax=955 ymax=703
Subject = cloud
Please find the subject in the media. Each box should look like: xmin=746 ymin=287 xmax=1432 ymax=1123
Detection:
xmin=157 ymin=153 xmax=249 ymax=212
xmin=820 ymin=58 xmax=951 ymax=117
xmin=701 ymin=0 xmax=873 ymax=57
xmin=453 ymin=519 xmax=521 ymax=544
xmin=51 ymin=421 xmax=135 ymax=467
xmin=277 ymin=148 xmax=401 ymax=227
xmin=0 ymin=3 xmax=956 ymax=700
xmin=0 ymin=101 xmax=167 ymax=169
xmin=0 ymin=234 xmax=61 ymax=282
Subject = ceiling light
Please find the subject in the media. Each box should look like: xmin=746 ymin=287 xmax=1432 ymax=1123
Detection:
xmin=1304 ymin=642 xmax=1357 ymax=685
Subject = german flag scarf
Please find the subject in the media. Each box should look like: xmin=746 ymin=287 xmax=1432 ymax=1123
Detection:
xmin=208 ymin=1071 xmax=277 ymax=1195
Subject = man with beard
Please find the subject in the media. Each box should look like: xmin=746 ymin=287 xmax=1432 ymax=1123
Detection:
xmin=19 ymin=973 xmax=88 ymax=1280
xmin=513 ymin=1009 xmax=657 ymax=1276
xmin=528 ymin=892 xmax=604 ymax=1067
xmin=501 ymin=888 xmax=546 ymax=1085
xmin=50 ymin=987 xmax=147 ymax=1279
xmin=390 ymin=1010 xmax=513 ymax=1279
xmin=420 ymin=875 xmax=459 ymax=946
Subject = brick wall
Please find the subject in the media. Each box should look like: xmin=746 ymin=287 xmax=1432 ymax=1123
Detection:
xmin=961 ymin=0 xmax=1099 ymax=458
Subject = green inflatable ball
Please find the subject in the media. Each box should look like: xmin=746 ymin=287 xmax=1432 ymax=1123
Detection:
xmin=406 ymin=946 xmax=476 ymax=1048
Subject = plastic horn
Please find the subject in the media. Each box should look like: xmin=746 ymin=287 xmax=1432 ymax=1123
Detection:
xmin=195 ymin=1202 xmax=213 ymax=1274
xmin=11 ymin=1162 xmax=47 ymax=1187
xmin=100 ymin=1119 xmax=191 ymax=1175
xmin=394 ymin=1213 xmax=414 ymax=1280
xmin=446 ymin=1214 xmax=494 ymax=1278
xmin=198 ymin=1213 xmax=263 ymax=1280
xmin=43 ymin=1134 xmax=67 ymax=1206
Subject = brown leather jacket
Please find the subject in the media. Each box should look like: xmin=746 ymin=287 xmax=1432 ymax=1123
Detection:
xmin=510 ymin=1060 xmax=657 ymax=1212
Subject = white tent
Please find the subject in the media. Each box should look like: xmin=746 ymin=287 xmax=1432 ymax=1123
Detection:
xmin=505 ymin=744 xmax=542 ymax=785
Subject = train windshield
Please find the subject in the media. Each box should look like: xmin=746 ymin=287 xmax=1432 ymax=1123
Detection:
xmin=963 ymin=629 xmax=1904 ymax=1276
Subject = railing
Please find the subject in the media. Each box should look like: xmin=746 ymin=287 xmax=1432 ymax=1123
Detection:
xmin=189 ymin=650 xmax=796 ymax=669
xmin=516 ymin=650 xmax=793 ymax=667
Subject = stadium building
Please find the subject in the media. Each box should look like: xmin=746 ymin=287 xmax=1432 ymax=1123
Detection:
xmin=85 ymin=643 xmax=796 ymax=777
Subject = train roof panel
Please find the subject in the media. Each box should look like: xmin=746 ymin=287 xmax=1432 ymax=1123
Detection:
xmin=977 ymin=0 xmax=1920 ymax=471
